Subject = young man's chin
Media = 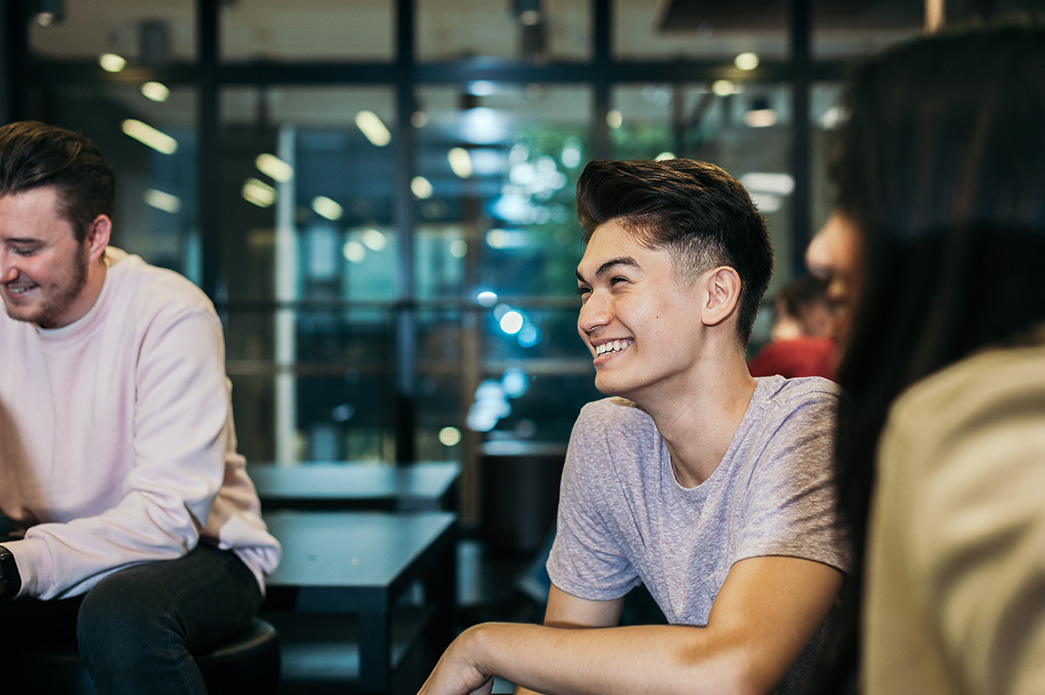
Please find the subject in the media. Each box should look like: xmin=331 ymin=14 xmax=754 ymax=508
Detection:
xmin=4 ymin=309 xmax=36 ymax=324
xmin=3 ymin=300 xmax=50 ymax=326
xmin=1 ymin=298 xmax=22 ymax=321
xmin=594 ymin=374 xmax=632 ymax=399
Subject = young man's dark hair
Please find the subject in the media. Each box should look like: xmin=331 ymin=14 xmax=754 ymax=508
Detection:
xmin=0 ymin=120 xmax=115 ymax=242
xmin=575 ymin=158 xmax=773 ymax=346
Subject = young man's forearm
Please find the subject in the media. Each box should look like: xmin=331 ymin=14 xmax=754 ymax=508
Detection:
xmin=425 ymin=621 xmax=782 ymax=695
xmin=421 ymin=558 xmax=843 ymax=695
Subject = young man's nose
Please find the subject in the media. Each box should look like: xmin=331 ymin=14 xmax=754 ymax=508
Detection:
xmin=0 ymin=257 xmax=19 ymax=283
xmin=578 ymin=293 xmax=611 ymax=333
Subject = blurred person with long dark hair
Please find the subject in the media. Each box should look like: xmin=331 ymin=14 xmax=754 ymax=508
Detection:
xmin=804 ymin=18 xmax=1045 ymax=695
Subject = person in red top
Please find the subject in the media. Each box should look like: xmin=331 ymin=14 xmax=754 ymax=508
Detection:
xmin=748 ymin=274 xmax=837 ymax=380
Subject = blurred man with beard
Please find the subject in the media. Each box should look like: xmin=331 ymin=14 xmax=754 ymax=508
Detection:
xmin=0 ymin=121 xmax=280 ymax=695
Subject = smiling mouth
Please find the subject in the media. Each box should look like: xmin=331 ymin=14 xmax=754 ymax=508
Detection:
xmin=594 ymin=339 xmax=632 ymax=356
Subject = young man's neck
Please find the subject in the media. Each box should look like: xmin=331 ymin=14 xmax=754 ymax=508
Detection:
xmin=633 ymin=352 xmax=757 ymax=488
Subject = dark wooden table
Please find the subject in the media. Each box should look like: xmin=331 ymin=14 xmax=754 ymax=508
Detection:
xmin=251 ymin=461 xmax=460 ymax=511
xmin=264 ymin=510 xmax=457 ymax=692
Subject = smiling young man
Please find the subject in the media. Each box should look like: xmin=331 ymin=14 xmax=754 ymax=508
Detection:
xmin=0 ymin=121 xmax=281 ymax=695
xmin=419 ymin=159 xmax=848 ymax=695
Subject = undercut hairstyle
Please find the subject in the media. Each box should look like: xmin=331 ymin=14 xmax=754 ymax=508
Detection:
xmin=0 ymin=120 xmax=115 ymax=242
xmin=576 ymin=158 xmax=773 ymax=347
xmin=811 ymin=17 xmax=1045 ymax=695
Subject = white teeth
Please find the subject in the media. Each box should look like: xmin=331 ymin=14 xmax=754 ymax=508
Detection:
xmin=595 ymin=340 xmax=631 ymax=356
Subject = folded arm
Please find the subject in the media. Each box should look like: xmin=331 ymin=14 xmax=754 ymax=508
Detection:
xmin=420 ymin=554 xmax=842 ymax=695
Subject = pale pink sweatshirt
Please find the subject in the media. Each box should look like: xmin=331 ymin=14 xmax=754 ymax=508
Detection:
xmin=0 ymin=248 xmax=280 ymax=599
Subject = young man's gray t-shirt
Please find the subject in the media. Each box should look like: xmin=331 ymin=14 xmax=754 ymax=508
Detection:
xmin=547 ymin=375 xmax=848 ymax=693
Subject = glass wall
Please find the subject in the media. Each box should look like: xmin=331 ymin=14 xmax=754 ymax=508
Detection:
xmin=10 ymin=0 xmax=945 ymax=523
xmin=413 ymin=84 xmax=598 ymax=468
xmin=216 ymin=87 xmax=399 ymax=464
xmin=45 ymin=84 xmax=200 ymax=281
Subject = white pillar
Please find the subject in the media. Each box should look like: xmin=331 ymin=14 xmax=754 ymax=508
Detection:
xmin=275 ymin=125 xmax=299 ymax=464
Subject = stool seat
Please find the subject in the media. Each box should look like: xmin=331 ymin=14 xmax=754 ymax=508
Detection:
xmin=196 ymin=617 xmax=281 ymax=693
xmin=2 ymin=616 xmax=280 ymax=694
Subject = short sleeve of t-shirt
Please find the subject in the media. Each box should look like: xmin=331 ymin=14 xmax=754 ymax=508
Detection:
xmin=547 ymin=398 xmax=655 ymax=601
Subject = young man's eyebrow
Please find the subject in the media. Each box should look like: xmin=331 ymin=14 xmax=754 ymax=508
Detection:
xmin=575 ymin=256 xmax=640 ymax=282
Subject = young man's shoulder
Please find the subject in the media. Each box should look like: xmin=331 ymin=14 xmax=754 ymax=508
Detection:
xmin=106 ymin=247 xmax=216 ymax=318
xmin=575 ymin=396 xmax=654 ymax=432
xmin=568 ymin=397 xmax=658 ymax=463
xmin=754 ymin=374 xmax=841 ymax=412
xmin=732 ymin=376 xmax=841 ymax=457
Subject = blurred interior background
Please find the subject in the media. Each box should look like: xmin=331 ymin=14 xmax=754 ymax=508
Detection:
xmin=6 ymin=0 xmax=1032 ymax=527
xmin=5 ymin=1 xmax=1041 ymax=691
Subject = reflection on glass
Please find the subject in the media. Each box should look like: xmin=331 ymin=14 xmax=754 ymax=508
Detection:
xmin=220 ymin=87 xmax=397 ymax=463
xmin=415 ymin=85 xmax=591 ymax=301
xmin=44 ymin=85 xmax=199 ymax=282
xmin=412 ymin=84 xmax=595 ymax=459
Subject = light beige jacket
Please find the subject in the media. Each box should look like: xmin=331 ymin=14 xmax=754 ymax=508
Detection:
xmin=864 ymin=344 xmax=1045 ymax=695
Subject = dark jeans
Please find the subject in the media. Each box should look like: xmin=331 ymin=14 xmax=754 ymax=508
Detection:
xmin=0 ymin=543 xmax=262 ymax=695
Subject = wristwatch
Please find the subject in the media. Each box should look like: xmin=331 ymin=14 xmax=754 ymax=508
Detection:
xmin=0 ymin=545 xmax=21 ymax=597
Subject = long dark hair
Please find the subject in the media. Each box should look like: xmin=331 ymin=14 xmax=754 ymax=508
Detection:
xmin=813 ymin=17 xmax=1045 ymax=692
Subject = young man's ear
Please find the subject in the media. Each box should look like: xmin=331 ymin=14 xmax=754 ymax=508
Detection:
xmin=699 ymin=266 xmax=742 ymax=327
xmin=85 ymin=214 xmax=112 ymax=263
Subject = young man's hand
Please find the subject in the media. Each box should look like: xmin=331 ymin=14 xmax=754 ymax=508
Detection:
xmin=417 ymin=625 xmax=496 ymax=695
